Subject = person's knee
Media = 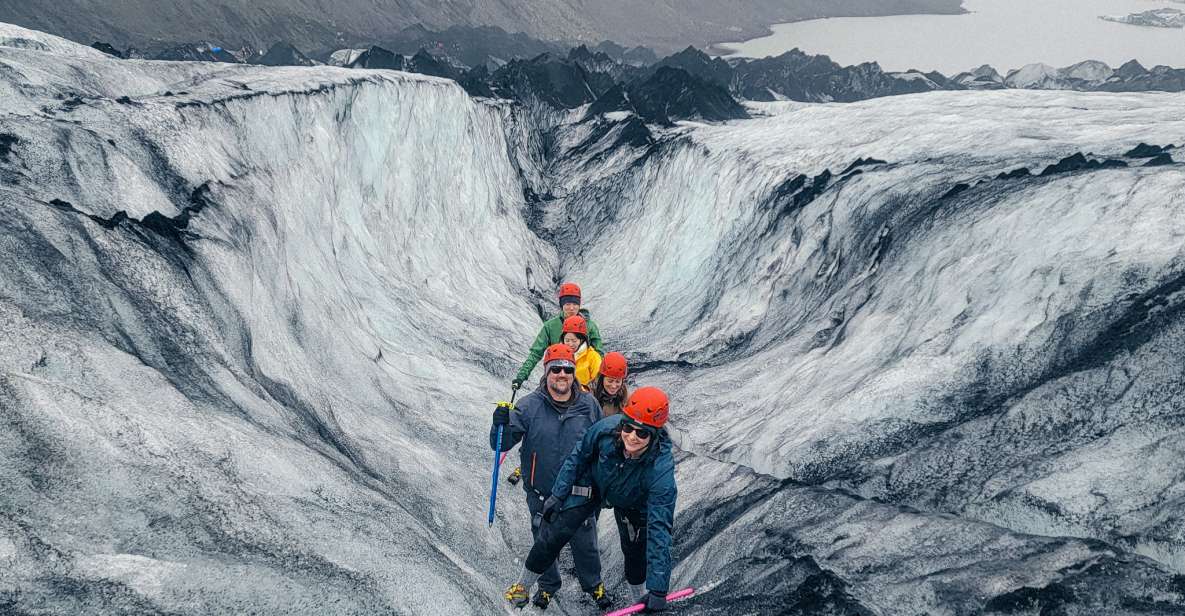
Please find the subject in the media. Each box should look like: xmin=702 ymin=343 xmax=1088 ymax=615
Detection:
xmin=537 ymin=525 xmax=567 ymax=552
xmin=573 ymin=529 xmax=600 ymax=557
xmin=539 ymin=511 xmax=585 ymax=549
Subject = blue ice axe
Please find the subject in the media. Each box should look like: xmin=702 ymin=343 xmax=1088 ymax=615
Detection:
xmin=488 ymin=388 xmax=518 ymax=527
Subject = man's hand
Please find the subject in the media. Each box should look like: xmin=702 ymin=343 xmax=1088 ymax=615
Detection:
xmin=541 ymin=495 xmax=561 ymax=523
xmin=492 ymin=404 xmax=511 ymax=426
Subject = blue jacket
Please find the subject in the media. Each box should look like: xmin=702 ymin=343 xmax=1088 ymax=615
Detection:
xmin=550 ymin=414 xmax=677 ymax=592
xmin=490 ymin=381 xmax=601 ymax=496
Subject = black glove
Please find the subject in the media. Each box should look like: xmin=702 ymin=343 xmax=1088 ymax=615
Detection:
xmin=641 ymin=591 xmax=668 ymax=612
xmin=492 ymin=404 xmax=511 ymax=426
xmin=511 ymin=379 xmax=523 ymax=391
xmin=541 ymin=495 xmax=561 ymax=523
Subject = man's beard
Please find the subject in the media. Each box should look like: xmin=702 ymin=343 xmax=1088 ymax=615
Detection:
xmin=549 ymin=378 xmax=572 ymax=397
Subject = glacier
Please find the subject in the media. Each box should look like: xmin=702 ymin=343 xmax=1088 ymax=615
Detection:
xmin=1 ymin=22 xmax=1184 ymax=615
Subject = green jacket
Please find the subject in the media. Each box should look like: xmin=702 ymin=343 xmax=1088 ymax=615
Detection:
xmin=515 ymin=309 xmax=603 ymax=384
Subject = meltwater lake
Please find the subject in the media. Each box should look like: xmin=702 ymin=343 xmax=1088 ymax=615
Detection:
xmin=720 ymin=0 xmax=1185 ymax=74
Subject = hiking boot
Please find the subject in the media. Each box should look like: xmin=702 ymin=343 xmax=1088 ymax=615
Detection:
xmin=506 ymin=466 xmax=522 ymax=485
xmin=588 ymin=582 xmax=612 ymax=610
xmin=504 ymin=583 xmax=530 ymax=609
xmin=532 ymin=589 xmax=553 ymax=610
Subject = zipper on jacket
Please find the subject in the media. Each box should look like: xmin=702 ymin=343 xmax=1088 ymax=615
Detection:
xmin=530 ymin=453 xmax=537 ymax=486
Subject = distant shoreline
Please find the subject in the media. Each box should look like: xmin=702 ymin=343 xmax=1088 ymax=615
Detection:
xmin=706 ymin=7 xmax=971 ymax=58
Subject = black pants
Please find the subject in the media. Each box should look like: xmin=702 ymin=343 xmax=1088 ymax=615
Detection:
xmin=526 ymin=500 xmax=648 ymax=588
xmin=525 ymin=493 xmax=602 ymax=592
xmin=611 ymin=507 xmax=648 ymax=586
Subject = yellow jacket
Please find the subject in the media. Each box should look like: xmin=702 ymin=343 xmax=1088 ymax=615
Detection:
xmin=575 ymin=345 xmax=602 ymax=390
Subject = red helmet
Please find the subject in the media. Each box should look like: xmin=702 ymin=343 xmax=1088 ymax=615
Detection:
xmin=543 ymin=343 xmax=575 ymax=366
xmin=623 ymin=386 xmax=668 ymax=428
xmin=561 ymin=315 xmax=587 ymax=337
xmin=600 ymin=352 xmax=628 ymax=379
xmin=557 ymin=282 xmax=582 ymax=304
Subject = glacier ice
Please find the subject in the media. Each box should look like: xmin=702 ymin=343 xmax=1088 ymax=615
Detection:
xmin=1 ymin=21 xmax=1184 ymax=615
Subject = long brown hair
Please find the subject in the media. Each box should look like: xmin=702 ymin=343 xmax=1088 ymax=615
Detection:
xmin=592 ymin=373 xmax=629 ymax=405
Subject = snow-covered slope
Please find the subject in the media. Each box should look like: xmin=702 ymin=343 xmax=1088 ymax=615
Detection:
xmin=2 ymin=22 xmax=1184 ymax=615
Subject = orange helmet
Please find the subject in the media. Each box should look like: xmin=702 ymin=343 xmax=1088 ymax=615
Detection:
xmin=623 ymin=386 xmax=668 ymax=428
xmin=561 ymin=315 xmax=587 ymax=337
xmin=543 ymin=343 xmax=576 ymax=366
xmin=558 ymin=282 xmax=582 ymax=306
xmin=600 ymin=352 xmax=628 ymax=379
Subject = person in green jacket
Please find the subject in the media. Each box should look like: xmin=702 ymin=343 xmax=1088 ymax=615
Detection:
xmin=513 ymin=282 xmax=603 ymax=391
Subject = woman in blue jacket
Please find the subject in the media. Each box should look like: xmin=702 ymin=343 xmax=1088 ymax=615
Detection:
xmin=504 ymin=387 xmax=677 ymax=613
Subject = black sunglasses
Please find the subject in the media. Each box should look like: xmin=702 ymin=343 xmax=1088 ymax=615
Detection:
xmin=620 ymin=421 xmax=653 ymax=440
xmin=548 ymin=366 xmax=575 ymax=375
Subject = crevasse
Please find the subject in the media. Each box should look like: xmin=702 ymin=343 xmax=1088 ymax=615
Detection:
xmin=2 ymin=23 xmax=1185 ymax=615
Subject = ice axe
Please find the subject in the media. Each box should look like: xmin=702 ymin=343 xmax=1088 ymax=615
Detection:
xmin=488 ymin=388 xmax=518 ymax=527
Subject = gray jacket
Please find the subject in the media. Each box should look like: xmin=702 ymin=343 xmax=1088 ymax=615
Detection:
xmin=490 ymin=380 xmax=602 ymax=495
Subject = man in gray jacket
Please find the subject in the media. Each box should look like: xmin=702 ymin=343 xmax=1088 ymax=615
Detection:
xmin=491 ymin=343 xmax=609 ymax=610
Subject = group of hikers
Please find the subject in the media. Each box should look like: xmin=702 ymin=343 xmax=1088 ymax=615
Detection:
xmin=491 ymin=282 xmax=677 ymax=613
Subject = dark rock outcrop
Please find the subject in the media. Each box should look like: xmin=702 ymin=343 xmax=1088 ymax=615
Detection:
xmin=457 ymin=65 xmax=496 ymax=98
xmin=0 ymin=133 xmax=20 ymax=162
xmin=153 ymin=43 xmax=241 ymax=63
xmin=382 ymin=24 xmax=565 ymax=70
xmin=652 ymin=46 xmax=736 ymax=90
xmin=591 ymin=40 xmax=658 ymax=67
xmin=731 ymin=50 xmax=942 ymax=102
xmin=1144 ymin=153 xmax=1176 ymax=166
xmin=626 ymin=66 xmax=749 ymax=125
xmin=346 ymin=46 xmax=406 ymax=70
xmin=485 ymin=53 xmax=616 ymax=108
xmin=404 ymin=48 xmax=463 ymax=80
xmin=568 ymin=45 xmax=641 ymax=81
xmin=584 ymin=83 xmax=634 ymax=117
xmin=249 ymin=41 xmax=314 ymax=67
xmin=1125 ymin=143 xmax=1174 ymax=158
xmin=1040 ymin=152 xmax=1128 ymax=176
xmin=90 ymin=41 xmax=124 ymax=58
xmin=1100 ymin=62 xmax=1185 ymax=92
xmin=951 ymin=65 xmax=1005 ymax=89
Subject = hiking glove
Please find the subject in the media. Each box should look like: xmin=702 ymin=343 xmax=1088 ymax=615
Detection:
xmin=541 ymin=495 xmax=561 ymax=523
xmin=492 ymin=404 xmax=511 ymax=426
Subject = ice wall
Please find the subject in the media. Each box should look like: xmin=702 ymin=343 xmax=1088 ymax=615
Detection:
xmin=0 ymin=23 xmax=556 ymax=614
xmin=562 ymin=92 xmax=1185 ymax=585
